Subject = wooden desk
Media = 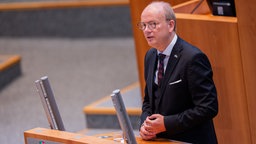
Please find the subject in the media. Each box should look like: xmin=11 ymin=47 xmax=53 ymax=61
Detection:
xmin=24 ymin=127 xmax=116 ymax=144
xmin=24 ymin=127 xmax=187 ymax=144
xmin=94 ymin=131 xmax=188 ymax=144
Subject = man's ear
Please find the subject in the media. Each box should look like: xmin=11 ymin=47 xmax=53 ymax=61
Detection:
xmin=168 ymin=20 xmax=175 ymax=32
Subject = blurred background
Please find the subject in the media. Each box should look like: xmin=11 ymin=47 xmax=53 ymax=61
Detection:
xmin=0 ymin=1 xmax=139 ymax=143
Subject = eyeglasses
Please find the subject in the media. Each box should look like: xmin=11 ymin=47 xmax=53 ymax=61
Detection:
xmin=137 ymin=21 xmax=159 ymax=30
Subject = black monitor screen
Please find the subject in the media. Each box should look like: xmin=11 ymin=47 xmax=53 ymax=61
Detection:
xmin=207 ymin=0 xmax=236 ymax=16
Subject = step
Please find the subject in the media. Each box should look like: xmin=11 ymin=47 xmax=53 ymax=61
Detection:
xmin=83 ymin=82 xmax=142 ymax=130
xmin=0 ymin=0 xmax=129 ymax=11
xmin=0 ymin=5 xmax=132 ymax=38
xmin=0 ymin=55 xmax=22 ymax=90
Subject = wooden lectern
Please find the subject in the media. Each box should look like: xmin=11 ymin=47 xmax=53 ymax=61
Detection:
xmin=24 ymin=127 xmax=117 ymax=144
xmin=24 ymin=127 xmax=187 ymax=144
xmin=129 ymin=0 xmax=256 ymax=143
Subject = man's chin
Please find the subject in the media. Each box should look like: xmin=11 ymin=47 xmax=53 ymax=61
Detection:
xmin=147 ymin=41 xmax=156 ymax=48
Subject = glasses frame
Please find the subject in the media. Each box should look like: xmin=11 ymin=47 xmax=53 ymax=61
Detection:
xmin=137 ymin=19 xmax=172 ymax=31
xmin=137 ymin=21 xmax=159 ymax=31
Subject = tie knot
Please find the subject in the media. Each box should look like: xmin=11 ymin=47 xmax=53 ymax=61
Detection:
xmin=158 ymin=53 xmax=166 ymax=61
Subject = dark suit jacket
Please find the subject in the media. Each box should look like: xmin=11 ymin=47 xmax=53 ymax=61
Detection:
xmin=141 ymin=37 xmax=218 ymax=144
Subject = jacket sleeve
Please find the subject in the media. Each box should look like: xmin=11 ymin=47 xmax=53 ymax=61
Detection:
xmin=140 ymin=49 xmax=154 ymax=125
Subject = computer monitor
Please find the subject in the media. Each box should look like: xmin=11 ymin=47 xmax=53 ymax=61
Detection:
xmin=111 ymin=89 xmax=137 ymax=144
xmin=206 ymin=0 xmax=236 ymax=16
xmin=35 ymin=76 xmax=65 ymax=131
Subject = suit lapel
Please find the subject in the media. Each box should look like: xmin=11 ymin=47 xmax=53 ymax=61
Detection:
xmin=147 ymin=49 xmax=157 ymax=110
xmin=157 ymin=38 xmax=183 ymax=107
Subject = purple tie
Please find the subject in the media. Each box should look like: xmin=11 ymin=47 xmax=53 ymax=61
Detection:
xmin=158 ymin=53 xmax=166 ymax=86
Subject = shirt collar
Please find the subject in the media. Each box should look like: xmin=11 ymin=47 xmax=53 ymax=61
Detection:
xmin=157 ymin=34 xmax=178 ymax=56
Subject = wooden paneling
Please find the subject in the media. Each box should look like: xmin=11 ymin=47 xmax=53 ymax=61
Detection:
xmin=25 ymin=127 xmax=187 ymax=144
xmin=129 ymin=0 xmax=151 ymax=96
xmin=175 ymin=13 xmax=250 ymax=144
xmin=235 ymin=0 xmax=256 ymax=143
xmin=24 ymin=127 xmax=117 ymax=144
xmin=173 ymin=0 xmax=210 ymax=14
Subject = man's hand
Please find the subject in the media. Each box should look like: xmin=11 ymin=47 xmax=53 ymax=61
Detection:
xmin=140 ymin=114 xmax=166 ymax=140
xmin=139 ymin=119 xmax=156 ymax=140
xmin=146 ymin=114 xmax=166 ymax=134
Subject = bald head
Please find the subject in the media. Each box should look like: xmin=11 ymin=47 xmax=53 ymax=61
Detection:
xmin=141 ymin=1 xmax=176 ymax=31
xmin=139 ymin=1 xmax=177 ymax=51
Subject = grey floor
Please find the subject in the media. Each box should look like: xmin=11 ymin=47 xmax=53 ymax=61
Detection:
xmin=0 ymin=37 xmax=138 ymax=144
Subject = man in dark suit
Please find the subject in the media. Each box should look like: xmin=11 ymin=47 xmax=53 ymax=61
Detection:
xmin=138 ymin=1 xmax=218 ymax=144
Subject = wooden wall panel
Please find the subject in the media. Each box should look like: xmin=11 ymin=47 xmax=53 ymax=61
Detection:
xmin=175 ymin=14 xmax=251 ymax=144
xmin=129 ymin=0 xmax=151 ymax=96
xmin=234 ymin=0 xmax=256 ymax=143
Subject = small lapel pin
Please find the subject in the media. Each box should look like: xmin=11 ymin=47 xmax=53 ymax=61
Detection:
xmin=174 ymin=54 xmax=178 ymax=58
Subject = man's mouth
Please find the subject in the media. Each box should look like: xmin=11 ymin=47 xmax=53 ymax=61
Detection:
xmin=146 ymin=36 xmax=154 ymax=41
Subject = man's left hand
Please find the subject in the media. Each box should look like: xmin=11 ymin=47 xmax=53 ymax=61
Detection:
xmin=144 ymin=114 xmax=166 ymax=134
